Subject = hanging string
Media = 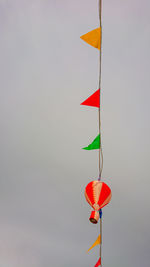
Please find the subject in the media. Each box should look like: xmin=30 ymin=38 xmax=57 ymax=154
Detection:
xmin=99 ymin=1 xmax=103 ymax=266
xmin=98 ymin=0 xmax=103 ymax=181
xmin=99 ymin=209 xmax=102 ymax=266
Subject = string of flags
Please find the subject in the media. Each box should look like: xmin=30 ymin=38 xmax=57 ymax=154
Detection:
xmin=80 ymin=1 xmax=112 ymax=266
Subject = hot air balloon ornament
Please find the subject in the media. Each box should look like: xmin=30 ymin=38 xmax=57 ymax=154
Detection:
xmin=85 ymin=180 xmax=112 ymax=224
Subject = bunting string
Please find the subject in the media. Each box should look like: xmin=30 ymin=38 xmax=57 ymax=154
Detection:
xmin=99 ymin=0 xmax=103 ymax=266
xmin=98 ymin=0 xmax=103 ymax=181
xmin=80 ymin=0 xmax=112 ymax=266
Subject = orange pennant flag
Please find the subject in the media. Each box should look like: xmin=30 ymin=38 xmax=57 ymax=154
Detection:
xmin=80 ymin=28 xmax=101 ymax=50
xmin=87 ymin=235 xmax=101 ymax=253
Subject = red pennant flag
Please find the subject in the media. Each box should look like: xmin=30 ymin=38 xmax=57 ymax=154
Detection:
xmin=94 ymin=258 xmax=101 ymax=267
xmin=81 ymin=89 xmax=100 ymax=108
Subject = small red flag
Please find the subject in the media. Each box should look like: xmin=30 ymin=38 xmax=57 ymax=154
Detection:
xmin=94 ymin=257 xmax=101 ymax=267
xmin=81 ymin=89 xmax=100 ymax=108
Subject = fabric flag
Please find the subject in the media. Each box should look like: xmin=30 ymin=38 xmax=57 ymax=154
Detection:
xmin=94 ymin=258 xmax=101 ymax=267
xmin=87 ymin=235 xmax=101 ymax=253
xmin=81 ymin=89 xmax=100 ymax=108
xmin=83 ymin=134 xmax=100 ymax=150
xmin=80 ymin=28 xmax=101 ymax=50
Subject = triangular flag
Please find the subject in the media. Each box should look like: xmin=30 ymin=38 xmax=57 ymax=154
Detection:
xmin=80 ymin=28 xmax=101 ymax=50
xmin=94 ymin=258 xmax=101 ymax=267
xmin=87 ymin=235 xmax=101 ymax=253
xmin=83 ymin=134 xmax=100 ymax=150
xmin=81 ymin=89 xmax=100 ymax=108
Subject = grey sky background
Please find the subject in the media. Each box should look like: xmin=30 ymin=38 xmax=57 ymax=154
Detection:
xmin=0 ymin=0 xmax=150 ymax=266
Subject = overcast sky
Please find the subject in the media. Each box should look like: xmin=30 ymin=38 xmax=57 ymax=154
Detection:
xmin=0 ymin=0 xmax=150 ymax=266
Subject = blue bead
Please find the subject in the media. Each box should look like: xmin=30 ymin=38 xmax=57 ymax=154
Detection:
xmin=99 ymin=209 xmax=102 ymax=219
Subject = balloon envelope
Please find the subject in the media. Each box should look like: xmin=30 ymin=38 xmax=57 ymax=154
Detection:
xmin=85 ymin=181 xmax=111 ymax=211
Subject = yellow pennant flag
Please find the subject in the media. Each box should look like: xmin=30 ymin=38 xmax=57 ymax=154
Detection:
xmin=80 ymin=28 xmax=101 ymax=50
xmin=87 ymin=235 xmax=101 ymax=253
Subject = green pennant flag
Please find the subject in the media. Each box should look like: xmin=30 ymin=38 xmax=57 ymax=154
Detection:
xmin=83 ymin=134 xmax=100 ymax=150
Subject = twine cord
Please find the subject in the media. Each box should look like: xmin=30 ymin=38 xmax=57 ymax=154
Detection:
xmin=99 ymin=0 xmax=103 ymax=266
xmin=98 ymin=0 xmax=103 ymax=181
